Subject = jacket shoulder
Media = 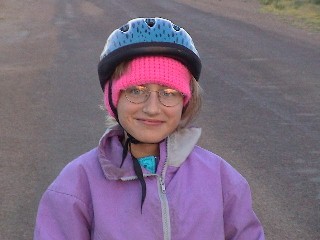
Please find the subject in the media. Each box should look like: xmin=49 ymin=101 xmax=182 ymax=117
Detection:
xmin=35 ymin=149 xmax=99 ymax=239
xmin=48 ymin=148 xmax=100 ymax=204
xmin=190 ymin=146 xmax=249 ymax=194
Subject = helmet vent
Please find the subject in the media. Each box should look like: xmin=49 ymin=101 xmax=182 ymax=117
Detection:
xmin=172 ymin=24 xmax=180 ymax=31
xmin=120 ymin=24 xmax=129 ymax=32
xmin=145 ymin=18 xmax=155 ymax=27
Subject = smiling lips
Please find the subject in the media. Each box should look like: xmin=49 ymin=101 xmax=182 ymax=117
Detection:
xmin=136 ymin=118 xmax=165 ymax=126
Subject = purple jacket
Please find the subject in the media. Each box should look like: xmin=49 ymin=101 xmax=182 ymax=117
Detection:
xmin=34 ymin=126 xmax=264 ymax=239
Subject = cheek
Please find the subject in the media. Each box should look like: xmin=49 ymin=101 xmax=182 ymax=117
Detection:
xmin=168 ymin=105 xmax=183 ymax=123
xmin=116 ymin=94 xmax=141 ymax=128
xmin=117 ymin=95 xmax=130 ymax=121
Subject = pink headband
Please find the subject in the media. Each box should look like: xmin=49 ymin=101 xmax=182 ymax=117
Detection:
xmin=104 ymin=56 xmax=192 ymax=117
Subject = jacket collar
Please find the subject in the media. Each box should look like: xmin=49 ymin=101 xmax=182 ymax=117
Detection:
xmin=97 ymin=125 xmax=201 ymax=181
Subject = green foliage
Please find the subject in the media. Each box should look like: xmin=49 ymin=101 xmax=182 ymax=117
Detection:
xmin=310 ymin=0 xmax=320 ymax=4
xmin=293 ymin=0 xmax=304 ymax=8
xmin=260 ymin=0 xmax=320 ymax=5
xmin=259 ymin=0 xmax=285 ymax=9
xmin=275 ymin=1 xmax=285 ymax=9
xmin=259 ymin=0 xmax=320 ymax=31
xmin=259 ymin=0 xmax=275 ymax=5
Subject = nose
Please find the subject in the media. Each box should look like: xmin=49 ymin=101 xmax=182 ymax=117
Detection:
xmin=142 ymin=92 xmax=161 ymax=115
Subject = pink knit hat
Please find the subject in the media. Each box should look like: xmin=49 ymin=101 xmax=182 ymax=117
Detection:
xmin=104 ymin=56 xmax=192 ymax=117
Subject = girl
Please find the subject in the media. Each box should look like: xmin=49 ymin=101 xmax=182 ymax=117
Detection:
xmin=34 ymin=17 xmax=264 ymax=240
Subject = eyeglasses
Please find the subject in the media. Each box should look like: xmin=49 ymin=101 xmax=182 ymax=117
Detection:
xmin=124 ymin=85 xmax=184 ymax=107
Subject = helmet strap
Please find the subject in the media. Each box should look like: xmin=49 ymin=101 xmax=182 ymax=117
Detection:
xmin=108 ymin=80 xmax=118 ymax=120
xmin=121 ymin=133 xmax=146 ymax=213
xmin=132 ymin=154 xmax=146 ymax=213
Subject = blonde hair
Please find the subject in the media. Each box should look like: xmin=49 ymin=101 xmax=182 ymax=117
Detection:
xmin=179 ymin=77 xmax=202 ymax=128
xmin=103 ymin=61 xmax=203 ymax=128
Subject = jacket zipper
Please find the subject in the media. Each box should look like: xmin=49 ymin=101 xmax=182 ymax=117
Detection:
xmin=158 ymin=139 xmax=171 ymax=240
xmin=122 ymin=174 xmax=171 ymax=240
xmin=158 ymin=175 xmax=171 ymax=240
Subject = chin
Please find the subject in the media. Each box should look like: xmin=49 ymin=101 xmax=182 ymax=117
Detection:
xmin=134 ymin=134 xmax=167 ymax=144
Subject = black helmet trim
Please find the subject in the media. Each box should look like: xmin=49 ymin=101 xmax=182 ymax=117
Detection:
xmin=98 ymin=42 xmax=201 ymax=91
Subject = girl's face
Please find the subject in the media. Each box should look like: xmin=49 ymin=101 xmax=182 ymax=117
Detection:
xmin=117 ymin=84 xmax=184 ymax=143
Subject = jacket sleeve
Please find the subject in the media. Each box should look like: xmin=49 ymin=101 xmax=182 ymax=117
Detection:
xmin=223 ymin=181 xmax=265 ymax=240
xmin=34 ymin=188 xmax=92 ymax=240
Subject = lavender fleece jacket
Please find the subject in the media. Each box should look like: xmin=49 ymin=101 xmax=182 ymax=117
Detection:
xmin=34 ymin=126 xmax=265 ymax=240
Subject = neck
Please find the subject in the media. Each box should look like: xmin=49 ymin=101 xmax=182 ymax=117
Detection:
xmin=130 ymin=142 xmax=159 ymax=159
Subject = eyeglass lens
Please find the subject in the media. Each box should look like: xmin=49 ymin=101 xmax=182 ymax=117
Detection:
xmin=124 ymin=86 xmax=183 ymax=107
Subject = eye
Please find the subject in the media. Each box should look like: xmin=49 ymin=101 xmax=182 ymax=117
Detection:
xmin=161 ymin=89 xmax=179 ymax=97
xmin=127 ymin=86 xmax=146 ymax=95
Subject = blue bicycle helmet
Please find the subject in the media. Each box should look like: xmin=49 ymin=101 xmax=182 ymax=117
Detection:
xmin=98 ymin=17 xmax=201 ymax=91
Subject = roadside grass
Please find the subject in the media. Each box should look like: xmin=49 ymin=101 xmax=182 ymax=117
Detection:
xmin=258 ymin=0 xmax=320 ymax=31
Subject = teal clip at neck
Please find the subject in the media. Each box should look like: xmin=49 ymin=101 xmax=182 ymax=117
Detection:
xmin=137 ymin=156 xmax=158 ymax=174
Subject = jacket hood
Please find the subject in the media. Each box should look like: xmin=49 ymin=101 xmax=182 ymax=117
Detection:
xmin=98 ymin=125 xmax=201 ymax=181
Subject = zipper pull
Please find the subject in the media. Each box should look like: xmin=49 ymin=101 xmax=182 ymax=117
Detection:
xmin=160 ymin=177 xmax=166 ymax=194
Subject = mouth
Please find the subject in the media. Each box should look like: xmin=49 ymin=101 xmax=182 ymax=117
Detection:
xmin=136 ymin=118 xmax=165 ymax=126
